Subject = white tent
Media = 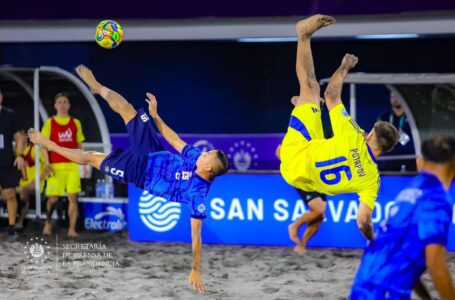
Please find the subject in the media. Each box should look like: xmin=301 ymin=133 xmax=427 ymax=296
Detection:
xmin=320 ymin=73 xmax=455 ymax=158
xmin=0 ymin=66 xmax=111 ymax=218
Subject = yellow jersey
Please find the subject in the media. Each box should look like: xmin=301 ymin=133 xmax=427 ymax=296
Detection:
xmin=280 ymin=104 xmax=380 ymax=209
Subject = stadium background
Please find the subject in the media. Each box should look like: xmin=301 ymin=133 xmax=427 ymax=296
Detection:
xmin=0 ymin=2 xmax=454 ymax=299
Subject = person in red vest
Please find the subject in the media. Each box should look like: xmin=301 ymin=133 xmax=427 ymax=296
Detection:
xmin=41 ymin=93 xmax=85 ymax=237
xmin=16 ymin=130 xmax=49 ymax=229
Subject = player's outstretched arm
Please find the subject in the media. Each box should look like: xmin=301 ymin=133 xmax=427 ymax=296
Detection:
xmin=324 ymin=53 xmax=358 ymax=111
xmin=146 ymin=93 xmax=186 ymax=153
xmin=357 ymin=202 xmax=374 ymax=240
xmin=425 ymin=244 xmax=455 ymax=300
xmin=188 ymin=218 xmax=206 ymax=294
xmin=28 ymin=129 xmax=106 ymax=170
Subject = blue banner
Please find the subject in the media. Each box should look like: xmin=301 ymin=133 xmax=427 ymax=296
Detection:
xmin=128 ymin=175 xmax=455 ymax=250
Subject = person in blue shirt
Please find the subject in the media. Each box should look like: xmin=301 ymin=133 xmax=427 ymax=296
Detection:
xmin=28 ymin=65 xmax=229 ymax=294
xmin=349 ymin=134 xmax=455 ymax=300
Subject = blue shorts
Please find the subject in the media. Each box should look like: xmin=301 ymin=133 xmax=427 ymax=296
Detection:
xmin=100 ymin=109 xmax=163 ymax=188
xmin=295 ymin=189 xmax=327 ymax=204
xmin=349 ymin=282 xmax=411 ymax=300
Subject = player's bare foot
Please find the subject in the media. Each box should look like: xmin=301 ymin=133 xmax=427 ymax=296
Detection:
xmin=296 ymin=15 xmax=335 ymax=39
xmin=340 ymin=53 xmax=358 ymax=71
xmin=293 ymin=244 xmax=306 ymax=255
xmin=67 ymin=230 xmax=79 ymax=238
xmin=288 ymin=223 xmax=301 ymax=245
xmin=75 ymin=64 xmax=102 ymax=94
xmin=28 ymin=128 xmax=52 ymax=150
xmin=42 ymin=221 xmax=52 ymax=236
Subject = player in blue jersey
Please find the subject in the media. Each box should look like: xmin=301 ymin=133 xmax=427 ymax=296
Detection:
xmin=349 ymin=135 xmax=455 ymax=300
xmin=28 ymin=65 xmax=229 ymax=294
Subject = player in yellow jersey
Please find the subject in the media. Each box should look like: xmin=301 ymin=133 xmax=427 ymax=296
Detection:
xmin=280 ymin=15 xmax=400 ymax=243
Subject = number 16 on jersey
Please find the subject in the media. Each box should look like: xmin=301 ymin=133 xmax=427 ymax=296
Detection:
xmin=316 ymin=156 xmax=352 ymax=185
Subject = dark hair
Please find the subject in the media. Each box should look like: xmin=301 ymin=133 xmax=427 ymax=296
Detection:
xmin=213 ymin=150 xmax=229 ymax=177
xmin=373 ymin=121 xmax=400 ymax=153
xmin=422 ymin=134 xmax=455 ymax=163
xmin=54 ymin=92 xmax=70 ymax=103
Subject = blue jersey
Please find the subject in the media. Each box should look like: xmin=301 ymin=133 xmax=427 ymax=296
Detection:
xmin=350 ymin=172 xmax=453 ymax=299
xmin=144 ymin=144 xmax=211 ymax=219
xmin=100 ymin=109 xmax=210 ymax=219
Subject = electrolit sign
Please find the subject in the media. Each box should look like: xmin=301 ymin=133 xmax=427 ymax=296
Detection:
xmin=81 ymin=198 xmax=128 ymax=232
xmin=128 ymin=176 xmax=455 ymax=251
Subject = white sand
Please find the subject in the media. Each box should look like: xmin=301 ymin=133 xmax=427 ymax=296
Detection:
xmin=1 ymin=223 xmax=454 ymax=300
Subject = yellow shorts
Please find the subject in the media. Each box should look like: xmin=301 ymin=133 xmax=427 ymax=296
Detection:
xmin=280 ymin=103 xmax=324 ymax=186
xmin=45 ymin=163 xmax=81 ymax=196
xmin=281 ymin=103 xmax=324 ymax=146
xmin=280 ymin=103 xmax=324 ymax=158
xmin=19 ymin=166 xmax=45 ymax=192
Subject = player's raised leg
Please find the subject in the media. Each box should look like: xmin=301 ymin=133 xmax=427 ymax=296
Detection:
xmin=75 ymin=64 xmax=137 ymax=124
xmin=323 ymin=53 xmax=358 ymax=111
xmin=28 ymin=129 xmax=107 ymax=170
xmin=294 ymin=14 xmax=335 ymax=106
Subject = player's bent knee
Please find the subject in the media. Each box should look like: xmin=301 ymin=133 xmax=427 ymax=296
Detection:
xmin=67 ymin=197 xmax=78 ymax=204
xmin=309 ymin=199 xmax=326 ymax=221
xmin=313 ymin=206 xmax=325 ymax=219
xmin=47 ymin=197 xmax=59 ymax=204
xmin=122 ymin=103 xmax=137 ymax=122
xmin=4 ymin=189 xmax=16 ymax=200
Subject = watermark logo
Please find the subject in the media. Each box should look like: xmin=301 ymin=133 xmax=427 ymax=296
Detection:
xmin=138 ymin=191 xmax=181 ymax=232
xmin=62 ymin=242 xmax=120 ymax=268
xmin=228 ymin=140 xmax=259 ymax=171
xmin=22 ymin=237 xmax=52 ymax=275
xmin=85 ymin=206 xmax=127 ymax=231
xmin=24 ymin=237 xmax=50 ymax=264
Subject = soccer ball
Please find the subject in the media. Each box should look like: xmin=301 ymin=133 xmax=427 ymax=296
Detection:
xmin=95 ymin=20 xmax=124 ymax=49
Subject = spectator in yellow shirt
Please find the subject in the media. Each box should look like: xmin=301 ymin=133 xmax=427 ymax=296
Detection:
xmin=41 ymin=93 xmax=85 ymax=237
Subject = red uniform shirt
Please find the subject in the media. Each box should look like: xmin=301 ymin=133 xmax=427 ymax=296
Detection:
xmin=49 ymin=117 xmax=78 ymax=163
